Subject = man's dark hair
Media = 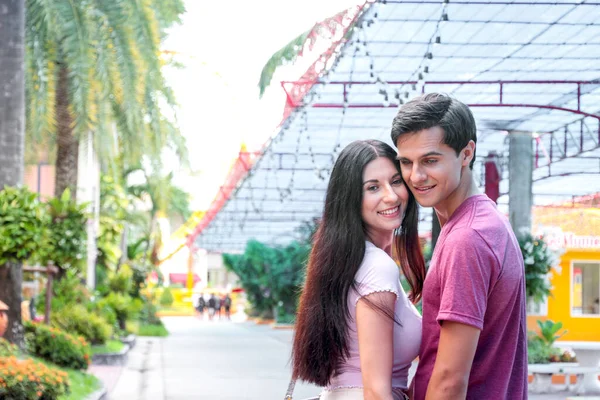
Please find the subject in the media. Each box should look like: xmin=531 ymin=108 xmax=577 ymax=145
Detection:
xmin=391 ymin=93 xmax=478 ymax=169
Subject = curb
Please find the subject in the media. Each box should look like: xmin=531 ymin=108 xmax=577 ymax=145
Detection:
xmin=85 ymin=381 xmax=108 ymax=400
xmin=121 ymin=333 xmax=137 ymax=349
xmin=91 ymin=344 xmax=130 ymax=366
xmin=271 ymin=323 xmax=294 ymax=330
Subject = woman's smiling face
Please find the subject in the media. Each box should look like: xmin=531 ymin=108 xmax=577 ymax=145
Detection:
xmin=361 ymin=156 xmax=408 ymax=237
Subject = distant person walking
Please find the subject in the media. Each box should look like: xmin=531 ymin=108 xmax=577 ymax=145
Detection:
xmin=196 ymin=294 xmax=206 ymax=320
xmin=207 ymin=294 xmax=217 ymax=320
xmin=215 ymin=295 xmax=222 ymax=320
xmin=223 ymin=294 xmax=232 ymax=320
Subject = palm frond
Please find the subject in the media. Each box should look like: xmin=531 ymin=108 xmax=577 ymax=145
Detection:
xmin=258 ymin=30 xmax=310 ymax=98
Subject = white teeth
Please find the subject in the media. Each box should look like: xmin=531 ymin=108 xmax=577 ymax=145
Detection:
xmin=378 ymin=207 xmax=399 ymax=215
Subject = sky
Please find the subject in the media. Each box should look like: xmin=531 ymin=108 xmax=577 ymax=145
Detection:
xmin=163 ymin=0 xmax=363 ymax=211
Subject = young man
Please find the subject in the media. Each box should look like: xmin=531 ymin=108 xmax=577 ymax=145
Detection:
xmin=391 ymin=93 xmax=528 ymax=400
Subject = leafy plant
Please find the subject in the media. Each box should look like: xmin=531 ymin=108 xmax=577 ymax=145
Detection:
xmin=37 ymin=269 xmax=89 ymax=313
xmin=537 ymin=319 xmax=567 ymax=347
xmin=527 ymin=320 xmax=574 ymax=364
xmin=44 ymin=189 xmax=88 ymax=275
xmin=159 ymin=287 xmax=174 ymax=307
xmin=0 ymin=338 xmax=18 ymax=357
xmin=0 ymin=186 xmax=50 ymax=264
xmin=518 ymin=232 xmax=561 ymax=306
xmin=51 ymin=305 xmax=113 ymax=345
xmin=24 ymin=321 xmax=91 ymax=370
xmin=223 ymin=239 xmax=309 ymax=322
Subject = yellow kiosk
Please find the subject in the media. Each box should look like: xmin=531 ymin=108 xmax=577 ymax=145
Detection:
xmin=528 ymin=203 xmax=600 ymax=341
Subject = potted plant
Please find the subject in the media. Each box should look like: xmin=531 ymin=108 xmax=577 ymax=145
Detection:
xmin=529 ymin=320 xmax=577 ymax=366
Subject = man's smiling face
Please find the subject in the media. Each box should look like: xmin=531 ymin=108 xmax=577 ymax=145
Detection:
xmin=395 ymin=126 xmax=467 ymax=210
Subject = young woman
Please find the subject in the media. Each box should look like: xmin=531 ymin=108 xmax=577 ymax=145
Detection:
xmin=292 ymin=140 xmax=426 ymax=400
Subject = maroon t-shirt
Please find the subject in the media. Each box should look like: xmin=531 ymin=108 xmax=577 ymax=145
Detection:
xmin=414 ymin=195 xmax=528 ymax=400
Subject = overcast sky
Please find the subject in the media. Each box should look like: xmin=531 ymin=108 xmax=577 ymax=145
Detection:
xmin=163 ymin=0 xmax=362 ymax=210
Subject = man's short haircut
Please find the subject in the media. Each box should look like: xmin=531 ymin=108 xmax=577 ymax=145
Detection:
xmin=390 ymin=93 xmax=478 ymax=169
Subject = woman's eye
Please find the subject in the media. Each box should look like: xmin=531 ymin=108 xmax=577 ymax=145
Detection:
xmin=367 ymin=185 xmax=378 ymax=191
xmin=392 ymin=179 xmax=404 ymax=185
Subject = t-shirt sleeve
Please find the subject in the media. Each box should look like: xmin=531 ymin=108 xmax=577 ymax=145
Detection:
xmin=353 ymin=249 xmax=401 ymax=304
xmin=436 ymin=228 xmax=496 ymax=330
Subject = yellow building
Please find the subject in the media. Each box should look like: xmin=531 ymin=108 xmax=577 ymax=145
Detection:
xmin=527 ymin=199 xmax=600 ymax=341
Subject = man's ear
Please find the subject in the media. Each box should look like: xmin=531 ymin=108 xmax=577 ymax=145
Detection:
xmin=461 ymin=140 xmax=476 ymax=167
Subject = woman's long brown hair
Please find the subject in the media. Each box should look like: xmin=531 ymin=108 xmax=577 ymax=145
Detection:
xmin=291 ymin=140 xmax=425 ymax=386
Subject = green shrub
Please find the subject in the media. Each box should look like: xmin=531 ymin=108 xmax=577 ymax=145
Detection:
xmin=139 ymin=296 xmax=162 ymax=325
xmin=0 ymin=356 xmax=69 ymax=399
xmin=37 ymin=269 xmax=90 ymax=313
xmin=0 ymin=338 xmax=18 ymax=357
xmin=0 ymin=186 xmax=50 ymax=264
xmin=51 ymin=305 xmax=113 ymax=345
xmin=97 ymin=292 xmax=142 ymax=331
xmin=108 ymin=265 xmax=133 ymax=294
xmin=44 ymin=189 xmax=88 ymax=274
xmin=159 ymin=287 xmax=174 ymax=307
xmin=24 ymin=321 xmax=90 ymax=370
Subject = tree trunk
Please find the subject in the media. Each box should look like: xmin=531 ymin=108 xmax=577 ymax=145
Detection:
xmin=0 ymin=0 xmax=25 ymax=189
xmin=0 ymin=0 xmax=25 ymax=346
xmin=0 ymin=261 xmax=24 ymax=347
xmin=55 ymin=65 xmax=79 ymax=199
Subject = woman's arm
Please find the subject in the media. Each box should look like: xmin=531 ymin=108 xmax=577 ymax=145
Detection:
xmin=356 ymin=291 xmax=396 ymax=400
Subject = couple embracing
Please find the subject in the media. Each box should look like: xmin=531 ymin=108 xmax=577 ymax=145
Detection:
xmin=290 ymin=93 xmax=528 ymax=400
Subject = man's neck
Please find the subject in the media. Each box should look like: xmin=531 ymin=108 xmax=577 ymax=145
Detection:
xmin=435 ymin=174 xmax=480 ymax=226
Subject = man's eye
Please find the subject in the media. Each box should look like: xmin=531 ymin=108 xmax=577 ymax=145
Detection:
xmin=400 ymin=160 xmax=412 ymax=165
xmin=424 ymin=159 xmax=438 ymax=164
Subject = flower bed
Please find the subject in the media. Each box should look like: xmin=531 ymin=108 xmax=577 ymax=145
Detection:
xmin=0 ymin=356 xmax=69 ymax=399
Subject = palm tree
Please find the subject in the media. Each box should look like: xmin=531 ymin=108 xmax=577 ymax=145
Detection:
xmin=125 ymin=166 xmax=191 ymax=267
xmin=25 ymin=0 xmax=187 ymax=199
xmin=0 ymin=0 xmax=25 ymax=344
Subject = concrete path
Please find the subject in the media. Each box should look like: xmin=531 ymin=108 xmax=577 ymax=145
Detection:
xmin=108 ymin=316 xmax=320 ymax=399
xmin=102 ymin=316 xmax=595 ymax=400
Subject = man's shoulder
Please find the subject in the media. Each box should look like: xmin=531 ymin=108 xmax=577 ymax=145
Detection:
xmin=451 ymin=197 xmax=513 ymax=243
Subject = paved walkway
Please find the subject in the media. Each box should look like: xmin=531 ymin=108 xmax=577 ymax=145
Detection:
xmin=93 ymin=316 xmax=596 ymax=399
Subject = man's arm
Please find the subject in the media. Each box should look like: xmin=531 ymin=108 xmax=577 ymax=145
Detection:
xmin=425 ymin=321 xmax=480 ymax=400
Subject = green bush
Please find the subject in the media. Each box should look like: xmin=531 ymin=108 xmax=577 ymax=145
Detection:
xmin=0 ymin=356 xmax=70 ymax=400
xmin=51 ymin=305 xmax=113 ymax=345
xmin=24 ymin=321 xmax=90 ymax=370
xmin=0 ymin=338 xmax=18 ymax=357
xmin=159 ymin=287 xmax=174 ymax=307
xmin=97 ymin=292 xmax=142 ymax=332
xmin=0 ymin=186 xmax=50 ymax=264
xmin=139 ymin=295 xmax=162 ymax=325
xmin=37 ymin=269 xmax=90 ymax=313
xmin=108 ymin=265 xmax=133 ymax=294
xmin=518 ymin=233 xmax=561 ymax=306
xmin=44 ymin=189 xmax=88 ymax=274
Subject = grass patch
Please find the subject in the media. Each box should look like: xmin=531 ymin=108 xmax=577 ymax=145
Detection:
xmin=126 ymin=319 xmax=169 ymax=337
xmin=138 ymin=323 xmax=169 ymax=337
xmin=91 ymin=339 xmax=124 ymax=355
xmin=60 ymin=368 xmax=101 ymax=400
